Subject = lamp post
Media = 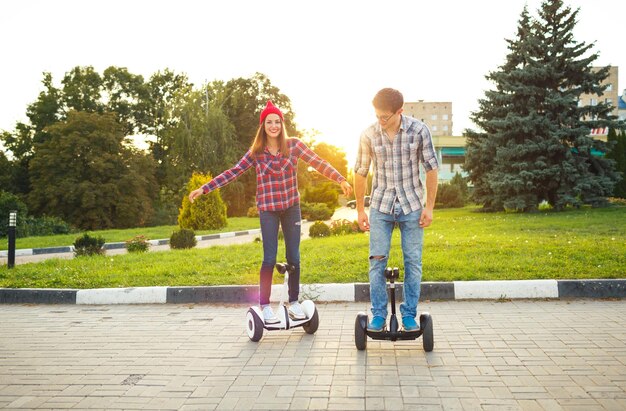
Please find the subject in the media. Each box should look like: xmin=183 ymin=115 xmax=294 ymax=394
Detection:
xmin=8 ymin=211 xmax=16 ymax=268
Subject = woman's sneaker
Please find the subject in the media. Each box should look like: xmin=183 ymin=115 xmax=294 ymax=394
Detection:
xmin=262 ymin=306 xmax=279 ymax=324
xmin=288 ymin=301 xmax=306 ymax=320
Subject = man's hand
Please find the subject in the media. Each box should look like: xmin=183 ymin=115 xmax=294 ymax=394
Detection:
xmin=357 ymin=210 xmax=370 ymax=232
xmin=188 ymin=188 xmax=204 ymax=203
xmin=419 ymin=208 xmax=433 ymax=228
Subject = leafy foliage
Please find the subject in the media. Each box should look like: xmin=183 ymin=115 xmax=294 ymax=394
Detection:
xmin=329 ymin=219 xmax=360 ymax=236
xmin=301 ymin=202 xmax=333 ymax=221
xmin=309 ymin=221 xmax=331 ymax=238
xmin=436 ymin=184 xmax=465 ymax=209
xmin=464 ymin=1 xmax=619 ymax=211
xmin=19 ymin=215 xmax=73 ymax=238
xmin=0 ymin=190 xmax=28 ymax=237
xmin=125 ymin=235 xmax=150 ymax=253
xmin=178 ymin=172 xmax=227 ymax=230
xmin=169 ymin=228 xmax=197 ymax=249
xmin=302 ymin=182 xmax=339 ymax=209
xmin=73 ymin=233 xmax=105 ymax=257
xmin=27 ymin=111 xmax=158 ymax=230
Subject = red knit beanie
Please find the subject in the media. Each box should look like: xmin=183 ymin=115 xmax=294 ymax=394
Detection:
xmin=259 ymin=100 xmax=284 ymax=124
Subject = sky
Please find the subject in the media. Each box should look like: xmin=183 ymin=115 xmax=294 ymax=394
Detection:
xmin=0 ymin=0 xmax=624 ymax=163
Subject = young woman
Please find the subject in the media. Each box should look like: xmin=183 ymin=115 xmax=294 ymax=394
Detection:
xmin=189 ymin=100 xmax=352 ymax=323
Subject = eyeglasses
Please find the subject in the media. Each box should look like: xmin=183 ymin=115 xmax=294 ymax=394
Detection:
xmin=376 ymin=111 xmax=396 ymax=122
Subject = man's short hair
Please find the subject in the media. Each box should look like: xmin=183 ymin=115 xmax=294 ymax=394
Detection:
xmin=372 ymin=88 xmax=404 ymax=112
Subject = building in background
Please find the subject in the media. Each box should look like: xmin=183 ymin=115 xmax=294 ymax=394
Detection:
xmin=403 ymin=101 xmax=465 ymax=181
xmin=403 ymin=101 xmax=452 ymax=137
xmin=619 ymin=89 xmax=626 ymax=122
xmin=579 ymin=66 xmax=619 ymax=120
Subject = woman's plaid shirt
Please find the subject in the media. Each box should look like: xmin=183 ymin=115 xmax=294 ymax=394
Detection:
xmin=354 ymin=115 xmax=439 ymax=215
xmin=202 ymin=138 xmax=346 ymax=212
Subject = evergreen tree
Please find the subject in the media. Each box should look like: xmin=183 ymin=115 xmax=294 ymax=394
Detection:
xmin=607 ymin=128 xmax=626 ymax=198
xmin=465 ymin=0 xmax=619 ymax=211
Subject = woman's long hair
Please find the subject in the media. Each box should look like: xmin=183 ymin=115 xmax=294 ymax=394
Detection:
xmin=250 ymin=120 xmax=290 ymax=159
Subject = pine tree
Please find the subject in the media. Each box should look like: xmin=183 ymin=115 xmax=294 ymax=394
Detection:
xmin=607 ymin=128 xmax=626 ymax=198
xmin=465 ymin=0 xmax=619 ymax=211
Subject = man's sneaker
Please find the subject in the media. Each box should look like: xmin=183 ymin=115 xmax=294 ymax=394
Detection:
xmin=402 ymin=316 xmax=419 ymax=331
xmin=367 ymin=316 xmax=386 ymax=332
xmin=288 ymin=301 xmax=306 ymax=320
xmin=262 ymin=306 xmax=279 ymax=324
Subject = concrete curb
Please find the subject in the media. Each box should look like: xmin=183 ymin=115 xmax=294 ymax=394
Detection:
xmin=0 ymin=229 xmax=263 ymax=257
xmin=1 ymin=279 xmax=624 ymax=304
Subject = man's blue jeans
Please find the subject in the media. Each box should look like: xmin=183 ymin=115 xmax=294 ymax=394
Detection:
xmin=368 ymin=202 xmax=423 ymax=319
xmin=259 ymin=204 xmax=301 ymax=306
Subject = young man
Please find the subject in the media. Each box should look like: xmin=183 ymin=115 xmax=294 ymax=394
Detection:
xmin=353 ymin=88 xmax=439 ymax=332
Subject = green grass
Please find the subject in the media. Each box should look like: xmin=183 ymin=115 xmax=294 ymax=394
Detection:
xmin=0 ymin=217 xmax=260 ymax=250
xmin=0 ymin=206 xmax=624 ymax=288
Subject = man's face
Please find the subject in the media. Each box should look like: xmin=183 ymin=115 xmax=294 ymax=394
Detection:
xmin=375 ymin=108 xmax=401 ymax=130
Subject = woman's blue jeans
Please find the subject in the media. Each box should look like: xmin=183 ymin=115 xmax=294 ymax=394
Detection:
xmin=259 ymin=204 xmax=301 ymax=306
xmin=368 ymin=201 xmax=423 ymax=319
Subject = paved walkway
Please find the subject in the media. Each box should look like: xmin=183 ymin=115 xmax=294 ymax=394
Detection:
xmin=1 ymin=300 xmax=625 ymax=410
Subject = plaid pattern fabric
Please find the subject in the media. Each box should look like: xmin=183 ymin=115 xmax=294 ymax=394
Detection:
xmin=354 ymin=115 xmax=439 ymax=215
xmin=202 ymin=138 xmax=346 ymax=211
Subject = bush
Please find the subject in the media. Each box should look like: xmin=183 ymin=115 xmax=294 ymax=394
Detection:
xmin=309 ymin=221 xmax=331 ymax=238
xmin=329 ymin=219 xmax=360 ymax=236
xmin=126 ymin=235 xmax=150 ymax=253
xmin=608 ymin=197 xmax=626 ymax=206
xmin=301 ymin=202 xmax=333 ymax=221
xmin=449 ymin=172 xmax=469 ymax=201
xmin=178 ymin=172 xmax=227 ymax=230
xmin=170 ymin=228 xmax=197 ymax=249
xmin=0 ymin=190 xmax=28 ymax=238
xmin=247 ymin=206 xmax=259 ymax=218
xmin=20 ymin=215 xmax=73 ymax=238
xmin=303 ymin=182 xmax=340 ymax=209
xmin=148 ymin=188 xmax=180 ymax=226
xmin=73 ymin=233 xmax=106 ymax=257
xmin=436 ymin=183 xmax=465 ymax=208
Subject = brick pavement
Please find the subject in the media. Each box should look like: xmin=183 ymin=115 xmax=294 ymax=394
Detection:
xmin=0 ymin=300 xmax=625 ymax=410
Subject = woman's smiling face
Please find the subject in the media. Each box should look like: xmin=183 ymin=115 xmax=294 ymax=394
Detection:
xmin=264 ymin=113 xmax=282 ymax=139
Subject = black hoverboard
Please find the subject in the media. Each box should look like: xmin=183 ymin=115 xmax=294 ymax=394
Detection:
xmin=354 ymin=267 xmax=433 ymax=351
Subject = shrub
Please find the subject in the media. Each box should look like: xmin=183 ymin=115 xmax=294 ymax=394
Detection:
xmin=449 ymin=172 xmax=469 ymax=201
xmin=73 ymin=233 xmax=106 ymax=257
xmin=247 ymin=206 xmax=259 ymax=218
xmin=309 ymin=221 xmax=331 ymax=238
xmin=436 ymin=183 xmax=465 ymax=208
xmin=170 ymin=228 xmax=197 ymax=249
xmin=178 ymin=172 xmax=227 ymax=230
xmin=20 ymin=215 xmax=73 ymax=238
xmin=608 ymin=197 xmax=626 ymax=206
xmin=126 ymin=235 xmax=150 ymax=253
xmin=0 ymin=190 xmax=28 ymax=237
xmin=303 ymin=182 xmax=339 ymax=209
xmin=329 ymin=219 xmax=360 ymax=236
xmin=301 ymin=202 xmax=333 ymax=221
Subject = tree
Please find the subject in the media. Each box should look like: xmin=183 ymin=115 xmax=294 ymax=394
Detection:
xmin=0 ymin=151 xmax=14 ymax=194
xmin=28 ymin=111 xmax=157 ymax=229
xmin=465 ymin=0 xmax=619 ymax=211
xmin=305 ymin=141 xmax=349 ymax=185
xmin=607 ymin=128 xmax=626 ymax=198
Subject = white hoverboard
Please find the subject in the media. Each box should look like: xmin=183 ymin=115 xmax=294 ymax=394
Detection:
xmin=246 ymin=263 xmax=319 ymax=342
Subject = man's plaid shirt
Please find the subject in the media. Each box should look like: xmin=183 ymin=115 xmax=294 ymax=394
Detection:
xmin=202 ymin=138 xmax=346 ymax=212
xmin=354 ymin=115 xmax=439 ymax=215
